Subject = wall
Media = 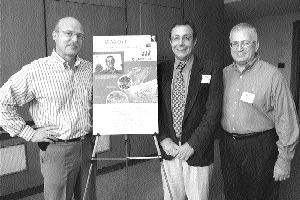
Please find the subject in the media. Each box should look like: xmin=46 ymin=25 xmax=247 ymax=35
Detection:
xmin=249 ymin=12 xmax=300 ymax=85
xmin=184 ymin=0 xmax=224 ymax=63
xmin=0 ymin=0 xmax=46 ymax=196
xmin=0 ymin=0 xmax=46 ymax=120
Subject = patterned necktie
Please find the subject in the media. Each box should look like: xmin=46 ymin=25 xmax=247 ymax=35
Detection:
xmin=172 ymin=62 xmax=186 ymax=138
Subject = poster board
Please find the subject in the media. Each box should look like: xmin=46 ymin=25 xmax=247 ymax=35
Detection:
xmin=93 ymin=35 xmax=158 ymax=135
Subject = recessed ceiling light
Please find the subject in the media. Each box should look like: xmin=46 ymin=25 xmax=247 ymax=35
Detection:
xmin=224 ymin=0 xmax=241 ymax=4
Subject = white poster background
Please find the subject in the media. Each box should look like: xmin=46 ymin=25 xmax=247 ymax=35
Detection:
xmin=93 ymin=35 xmax=157 ymax=135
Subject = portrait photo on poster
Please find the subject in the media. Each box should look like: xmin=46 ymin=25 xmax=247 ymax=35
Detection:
xmin=93 ymin=52 xmax=124 ymax=75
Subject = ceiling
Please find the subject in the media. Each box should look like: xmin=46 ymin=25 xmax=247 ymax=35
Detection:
xmin=224 ymin=0 xmax=300 ymax=21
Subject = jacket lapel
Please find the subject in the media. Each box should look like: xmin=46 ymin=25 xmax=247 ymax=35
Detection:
xmin=161 ymin=61 xmax=175 ymax=125
xmin=183 ymin=56 xmax=204 ymax=123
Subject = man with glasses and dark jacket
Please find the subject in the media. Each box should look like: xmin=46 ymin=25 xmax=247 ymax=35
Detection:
xmin=157 ymin=20 xmax=223 ymax=200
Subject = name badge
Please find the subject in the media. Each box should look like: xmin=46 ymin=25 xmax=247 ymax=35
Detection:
xmin=201 ymin=75 xmax=211 ymax=83
xmin=240 ymin=92 xmax=255 ymax=103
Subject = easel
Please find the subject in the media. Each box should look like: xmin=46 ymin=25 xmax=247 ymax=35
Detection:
xmin=82 ymin=132 xmax=173 ymax=200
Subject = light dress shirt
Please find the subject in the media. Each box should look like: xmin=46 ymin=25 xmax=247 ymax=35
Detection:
xmin=0 ymin=50 xmax=93 ymax=141
xmin=222 ymin=56 xmax=299 ymax=171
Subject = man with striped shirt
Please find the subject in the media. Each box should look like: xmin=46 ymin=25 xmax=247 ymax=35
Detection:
xmin=0 ymin=17 xmax=96 ymax=200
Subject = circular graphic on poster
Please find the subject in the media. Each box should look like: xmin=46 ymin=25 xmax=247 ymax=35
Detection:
xmin=106 ymin=91 xmax=129 ymax=104
xmin=118 ymin=75 xmax=132 ymax=90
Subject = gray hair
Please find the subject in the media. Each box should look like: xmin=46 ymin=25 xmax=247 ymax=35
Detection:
xmin=229 ymin=23 xmax=258 ymax=42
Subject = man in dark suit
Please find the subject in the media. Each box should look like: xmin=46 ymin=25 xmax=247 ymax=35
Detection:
xmin=157 ymin=21 xmax=223 ymax=200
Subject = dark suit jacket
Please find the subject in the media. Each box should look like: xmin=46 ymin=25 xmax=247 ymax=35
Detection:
xmin=157 ymin=55 xmax=223 ymax=166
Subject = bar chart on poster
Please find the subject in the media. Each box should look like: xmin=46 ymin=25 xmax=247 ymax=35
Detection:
xmin=92 ymin=35 xmax=158 ymax=136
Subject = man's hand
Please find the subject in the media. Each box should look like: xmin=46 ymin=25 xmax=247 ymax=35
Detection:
xmin=160 ymin=138 xmax=179 ymax=157
xmin=31 ymin=126 xmax=60 ymax=143
xmin=273 ymin=162 xmax=290 ymax=181
xmin=176 ymin=142 xmax=194 ymax=161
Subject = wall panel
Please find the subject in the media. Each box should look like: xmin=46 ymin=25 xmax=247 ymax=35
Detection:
xmin=128 ymin=0 xmax=183 ymax=61
xmin=184 ymin=0 xmax=224 ymax=63
xmin=0 ymin=0 xmax=46 ymax=85
xmin=0 ymin=0 xmax=45 ymax=196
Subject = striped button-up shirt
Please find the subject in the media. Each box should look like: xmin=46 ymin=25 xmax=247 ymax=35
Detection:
xmin=0 ymin=51 xmax=93 ymax=141
xmin=222 ymin=56 xmax=299 ymax=171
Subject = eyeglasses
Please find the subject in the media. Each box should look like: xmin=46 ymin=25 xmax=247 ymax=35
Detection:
xmin=171 ymin=35 xmax=193 ymax=43
xmin=59 ymin=30 xmax=85 ymax=40
xmin=230 ymin=40 xmax=256 ymax=50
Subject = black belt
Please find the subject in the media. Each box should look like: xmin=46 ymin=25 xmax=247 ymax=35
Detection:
xmin=38 ymin=134 xmax=91 ymax=151
xmin=222 ymin=128 xmax=275 ymax=140
xmin=56 ymin=134 xmax=91 ymax=143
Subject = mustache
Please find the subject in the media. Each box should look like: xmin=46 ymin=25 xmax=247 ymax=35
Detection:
xmin=67 ymin=43 xmax=79 ymax=48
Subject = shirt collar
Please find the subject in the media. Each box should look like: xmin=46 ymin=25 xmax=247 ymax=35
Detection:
xmin=232 ymin=53 xmax=259 ymax=73
xmin=51 ymin=50 xmax=81 ymax=70
xmin=174 ymin=54 xmax=194 ymax=72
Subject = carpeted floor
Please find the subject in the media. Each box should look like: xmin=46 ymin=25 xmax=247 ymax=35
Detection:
xmin=17 ymin=159 xmax=224 ymax=200
xmin=16 ymin=140 xmax=300 ymax=200
xmin=17 ymin=142 xmax=225 ymax=200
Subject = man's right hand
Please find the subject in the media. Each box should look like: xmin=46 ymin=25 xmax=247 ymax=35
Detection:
xmin=160 ymin=138 xmax=179 ymax=157
xmin=30 ymin=126 xmax=60 ymax=143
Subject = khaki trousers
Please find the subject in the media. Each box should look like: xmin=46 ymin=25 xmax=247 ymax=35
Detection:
xmin=40 ymin=137 xmax=96 ymax=200
xmin=161 ymin=159 xmax=213 ymax=200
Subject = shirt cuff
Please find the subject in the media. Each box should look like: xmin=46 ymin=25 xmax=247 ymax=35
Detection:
xmin=19 ymin=125 xmax=36 ymax=141
xmin=275 ymin=155 xmax=291 ymax=173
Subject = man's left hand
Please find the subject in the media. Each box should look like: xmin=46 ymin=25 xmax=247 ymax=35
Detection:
xmin=176 ymin=143 xmax=194 ymax=161
xmin=273 ymin=163 xmax=290 ymax=181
